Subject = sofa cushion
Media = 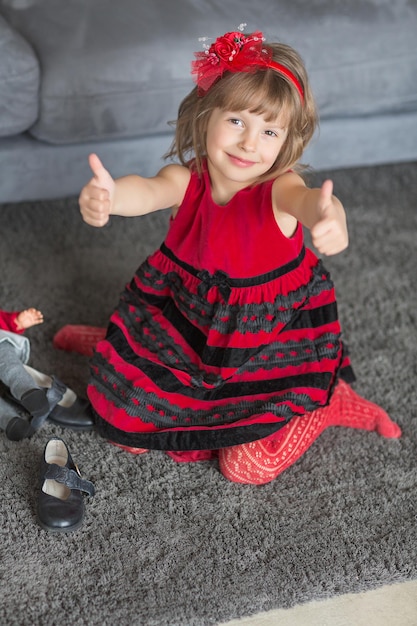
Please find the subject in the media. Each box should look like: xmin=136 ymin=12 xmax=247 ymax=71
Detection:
xmin=1 ymin=0 xmax=417 ymax=144
xmin=0 ymin=13 xmax=39 ymax=137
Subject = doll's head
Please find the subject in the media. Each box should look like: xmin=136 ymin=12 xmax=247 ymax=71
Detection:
xmin=167 ymin=32 xmax=317 ymax=180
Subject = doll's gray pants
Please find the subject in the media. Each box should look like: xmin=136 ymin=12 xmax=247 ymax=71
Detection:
xmin=0 ymin=330 xmax=41 ymax=430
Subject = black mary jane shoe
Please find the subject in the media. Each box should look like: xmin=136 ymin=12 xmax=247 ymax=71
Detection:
xmin=8 ymin=377 xmax=95 ymax=435
xmin=37 ymin=377 xmax=94 ymax=432
xmin=5 ymin=416 xmax=35 ymax=441
xmin=48 ymin=395 xmax=95 ymax=432
xmin=5 ymin=388 xmax=50 ymax=439
xmin=6 ymin=374 xmax=94 ymax=437
xmin=37 ymin=438 xmax=95 ymax=533
xmin=19 ymin=388 xmax=50 ymax=421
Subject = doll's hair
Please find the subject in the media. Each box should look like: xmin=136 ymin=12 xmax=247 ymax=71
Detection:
xmin=166 ymin=41 xmax=318 ymax=181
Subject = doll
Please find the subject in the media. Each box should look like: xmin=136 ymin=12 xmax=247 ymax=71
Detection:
xmin=0 ymin=307 xmax=93 ymax=440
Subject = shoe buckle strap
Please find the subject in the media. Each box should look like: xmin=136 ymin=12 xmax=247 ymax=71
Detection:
xmin=46 ymin=376 xmax=67 ymax=407
xmin=44 ymin=464 xmax=96 ymax=496
xmin=30 ymin=377 xmax=69 ymax=431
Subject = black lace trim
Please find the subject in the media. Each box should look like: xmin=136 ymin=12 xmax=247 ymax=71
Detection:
xmin=91 ymin=347 xmax=332 ymax=427
xmin=126 ymin=257 xmax=335 ymax=338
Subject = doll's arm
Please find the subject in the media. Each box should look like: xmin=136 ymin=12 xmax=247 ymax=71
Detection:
xmin=14 ymin=308 xmax=44 ymax=331
xmin=0 ymin=310 xmax=23 ymax=333
xmin=0 ymin=308 xmax=43 ymax=333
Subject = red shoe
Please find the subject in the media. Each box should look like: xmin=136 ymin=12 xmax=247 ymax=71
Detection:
xmin=109 ymin=441 xmax=149 ymax=455
xmin=53 ymin=325 xmax=107 ymax=357
xmin=166 ymin=449 xmax=218 ymax=463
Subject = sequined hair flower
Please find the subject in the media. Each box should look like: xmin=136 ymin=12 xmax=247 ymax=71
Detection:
xmin=191 ymin=30 xmax=304 ymax=103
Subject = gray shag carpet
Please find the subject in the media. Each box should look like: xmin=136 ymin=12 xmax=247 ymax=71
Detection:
xmin=0 ymin=160 xmax=416 ymax=626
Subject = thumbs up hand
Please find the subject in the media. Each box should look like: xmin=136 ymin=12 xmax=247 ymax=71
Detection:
xmin=79 ymin=153 xmax=115 ymax=227
xmin=310 ymin=180 xmax=348 ymax=256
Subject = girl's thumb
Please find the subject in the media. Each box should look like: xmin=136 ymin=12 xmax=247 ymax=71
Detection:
xmin=319 ymin=179 xmax=334 ymax=208
xmin=88 ymin=153 xmax=108 ymax=183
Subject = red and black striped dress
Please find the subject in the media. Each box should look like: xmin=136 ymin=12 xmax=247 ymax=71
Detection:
xmin=88 ymin=164 xmax=353 ymax=450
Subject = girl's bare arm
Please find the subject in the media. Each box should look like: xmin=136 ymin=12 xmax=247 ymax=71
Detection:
xmin=272 ymin=172 xmax=348 ymax=256
xmin=79 ymin=153 xmax=191 ymax=227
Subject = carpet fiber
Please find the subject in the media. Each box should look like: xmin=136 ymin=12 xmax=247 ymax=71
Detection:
xmin=0 ymin=161 xmax=416 ymax=626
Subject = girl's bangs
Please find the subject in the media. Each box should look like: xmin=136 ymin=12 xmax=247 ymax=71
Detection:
xmin=215 ymin=72 xmax=293 ymax=124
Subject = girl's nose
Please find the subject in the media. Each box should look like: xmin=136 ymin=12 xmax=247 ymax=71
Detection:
xmin=239 ymin=131 xmax=257 ymax=152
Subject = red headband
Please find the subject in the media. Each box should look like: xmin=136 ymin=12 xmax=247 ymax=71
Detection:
xmin=191 ymin=31 xmax=304 ymax=104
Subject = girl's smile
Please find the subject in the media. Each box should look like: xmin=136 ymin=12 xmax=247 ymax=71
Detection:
xmin=206 ymin=107 xmax=288 ymax=203
xmin=226 ymin=153 xmax=258 ymax=167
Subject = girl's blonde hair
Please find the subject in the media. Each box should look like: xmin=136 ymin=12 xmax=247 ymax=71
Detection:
xmin=166 ymin=41 xmax=318 ymax=181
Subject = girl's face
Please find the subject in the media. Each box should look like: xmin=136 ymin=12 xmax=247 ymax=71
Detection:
xmin=205 ymin=107 xmax=289 ymax=203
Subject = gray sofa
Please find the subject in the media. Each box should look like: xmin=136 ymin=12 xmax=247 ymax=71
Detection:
xmin=1 ymin=0 xmax=417 ymax=204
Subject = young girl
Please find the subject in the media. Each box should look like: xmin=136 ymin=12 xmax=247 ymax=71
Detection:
xmin=79 ymin=31 xmax=401 ymax=484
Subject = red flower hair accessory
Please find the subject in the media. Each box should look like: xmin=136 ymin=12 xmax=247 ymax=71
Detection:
xmin=191 ymin=31 xmax=304 ymax=103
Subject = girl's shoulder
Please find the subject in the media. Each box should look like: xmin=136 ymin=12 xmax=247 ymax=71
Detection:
xmin=156 ymin=163 xmax=192 ymax=213
xmin=271 ymin=170 xmax=306 ymax=238
xmin=159 ymin=163 xmax=192 ymax=187
xmin=157 ymin=163 xmax=194 ymax=218
xmin=271 ymin=169 xmax=307 ymax=205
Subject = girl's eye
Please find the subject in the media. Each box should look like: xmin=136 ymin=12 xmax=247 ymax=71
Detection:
xmin=229 ymin=118 xmax=243 ymax=127
xmin=265 ymin=130 xmax=278 ymax=137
